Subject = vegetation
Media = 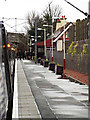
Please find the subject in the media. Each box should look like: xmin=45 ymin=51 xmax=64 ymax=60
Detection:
xmin=71 ymin=41 xmax=79 ymax=57
xmin=41 ymin=58 xmax=44 ymax=61
xmin=81 ymin=44 xmax=88 ymax=57
xmin=38 ymin=57 xmax=41 ymax=59
xmin=67 ymin=40 xmax=88 ymax=61
xmin=44 ymin=59 xmax=49 ymax=61
xmin=67 ymin=41 xmax=74 ymax=54
xmin=26 ymin=3 xmax=62 ymax=38
xmin=42 ymin=4 xmax=62 ymax=33
xmin=50 ymin=61 xmax=55 ymax=64
xmin=73 ymin=41 xmax=79 ymax=54
xmin=57 ymin=64 xmax=63 ymax=66
xmin=67 ymin=41 xmax=79 ymax=57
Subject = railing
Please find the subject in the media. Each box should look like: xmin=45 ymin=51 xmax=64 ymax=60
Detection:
xmin=46 ymin=50 xmax=88 ymax=75
xmin=66 ymin=54 xmax=88 ymax=75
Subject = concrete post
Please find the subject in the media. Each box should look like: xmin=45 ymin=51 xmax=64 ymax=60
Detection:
xmin=63 ymin=25 xmax=66 ymax=70
xmin=44 ymin=29 xmax=46 ymax=60
xmin=35 ymin=17 xmax=37 ymax=64
xmin=51 ymin=25 xmax=53 ymax=61
xmin=27 ymin=31 xmax=29 ymax=52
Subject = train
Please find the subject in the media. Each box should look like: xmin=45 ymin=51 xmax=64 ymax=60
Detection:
xmin=0 ymin=21 xmax=15 ymax=120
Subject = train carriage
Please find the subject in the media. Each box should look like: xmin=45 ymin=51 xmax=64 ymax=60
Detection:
xmin=0 ymin=21 xmax=15 ymax=120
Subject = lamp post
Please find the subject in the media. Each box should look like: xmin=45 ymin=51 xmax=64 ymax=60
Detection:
xmin=31 ymin=35 xmax=41 ymax=60
xmin=44 ymin=29 xmax=46 ymax=60
xmin=43 ymin=24 xmax=53 ymax=61
xmin=35 ymin=17 xmax=37 ymax=64
xmin=27 ymin=31 xmax=30 ymax=52
xmin=38 ymin=28 xmax=46 ymax=60
xmin=63 ymin=25 xmax=65 ymax=70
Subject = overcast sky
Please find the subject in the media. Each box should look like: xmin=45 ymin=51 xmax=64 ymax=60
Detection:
xmin=0 ymin=0 xmax=89 ymax=32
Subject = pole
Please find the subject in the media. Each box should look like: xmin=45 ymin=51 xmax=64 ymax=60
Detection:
xmin=15 ymin=18 xmax=17 ymax=32
xmin=15 ymin=18 xmax=17 ymax=41
xmin=63 ymin=25 xmax=65 ymax=70
xmin=64 ymin=0 xmax=88 ymax=16
xmin=51 ymin=25 xmax=53 ymax=61
xmin=15 ymin=18 xmax=18 ymax=59
xmin=43 ymin=24 xmax=53 ymax=61
xmin=88 ymin=0 xmax=90 ymax=103
xmin=44 ymin=29 xmax=46 ymax=60
xmin=27 ymin=31 xmax=29 ymax=52
xmin=35 ymin=17 xmax=37 ymax=64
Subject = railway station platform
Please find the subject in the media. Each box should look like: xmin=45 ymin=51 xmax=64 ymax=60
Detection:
xmin=12 ymin=59 xmax=41 ymax=119
xmin=12 ymin=59 xmax=90 ymax=119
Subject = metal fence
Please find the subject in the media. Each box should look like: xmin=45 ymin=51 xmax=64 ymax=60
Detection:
xmin=47 ymin=50 xmax=64 ymax=65
xmin=66 ymin=54 xmax=88 ymax=74
xmin=46 ymin=49 xmax=88 ymax=75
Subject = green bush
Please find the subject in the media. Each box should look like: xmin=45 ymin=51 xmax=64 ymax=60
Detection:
xmin=67 ymin=41 xmax=74 ymax=54
xmin=44 ymin=59 xmax=49 ymax=62
xmin=50 ymin=61 xmax=55 ymax=64
xmin=81 ymin=44 xmax=88 ymax=57
xmin=41 ymin=58 xmax=44 ymax=61
xmin=57 ymin=64 xmax=63 ymax=66
xmin=73 ymin=41 xmax=79 ymax=54
xmin=38 ymin=57 xmax=41 ymax=59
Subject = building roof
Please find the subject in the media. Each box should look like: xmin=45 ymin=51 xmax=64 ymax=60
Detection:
xmin=37 ymin=38 xmax=56 ymax=47
xmin=53 ymin=22 xmax=73 ymax=42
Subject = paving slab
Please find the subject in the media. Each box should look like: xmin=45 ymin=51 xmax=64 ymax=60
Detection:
xmin=13 ymin=59 xmax=41 ymax=119
xmin=13 ymin=59 xmax=90 ymax=120
xmin=22 ymin=60 xmax=89 ymax=119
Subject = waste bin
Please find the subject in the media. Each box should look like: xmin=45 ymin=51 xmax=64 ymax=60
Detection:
xmin=44 ymin=60 xmax=49 ymax=67
xmin=49 ymin=62 xmax=55 ymax=72
xmin=56 ymin=64 xmax=63 ymax=75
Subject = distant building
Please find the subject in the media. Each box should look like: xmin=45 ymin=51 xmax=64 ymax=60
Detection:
xmin=7 ymin=32 xmax=27 ymax=54
xmin=7 ymin=32 xmax=20 ymax=44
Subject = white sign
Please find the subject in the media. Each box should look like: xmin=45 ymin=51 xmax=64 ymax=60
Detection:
xmin=57 ymin=40 xmax=63 ymax=51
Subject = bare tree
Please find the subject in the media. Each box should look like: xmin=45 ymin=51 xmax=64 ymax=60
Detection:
xmin=43 ymin=4 xmax=63 ymax=20
xmin=26 ymin=11 xmax=36 ymax=30
xmin=42 ymin=4 xmax=63 ymax=34
xmin=52 ymin=5 xmax=62 ymax=17
xmin=26 ymin=11 xmax=44 ymax=30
